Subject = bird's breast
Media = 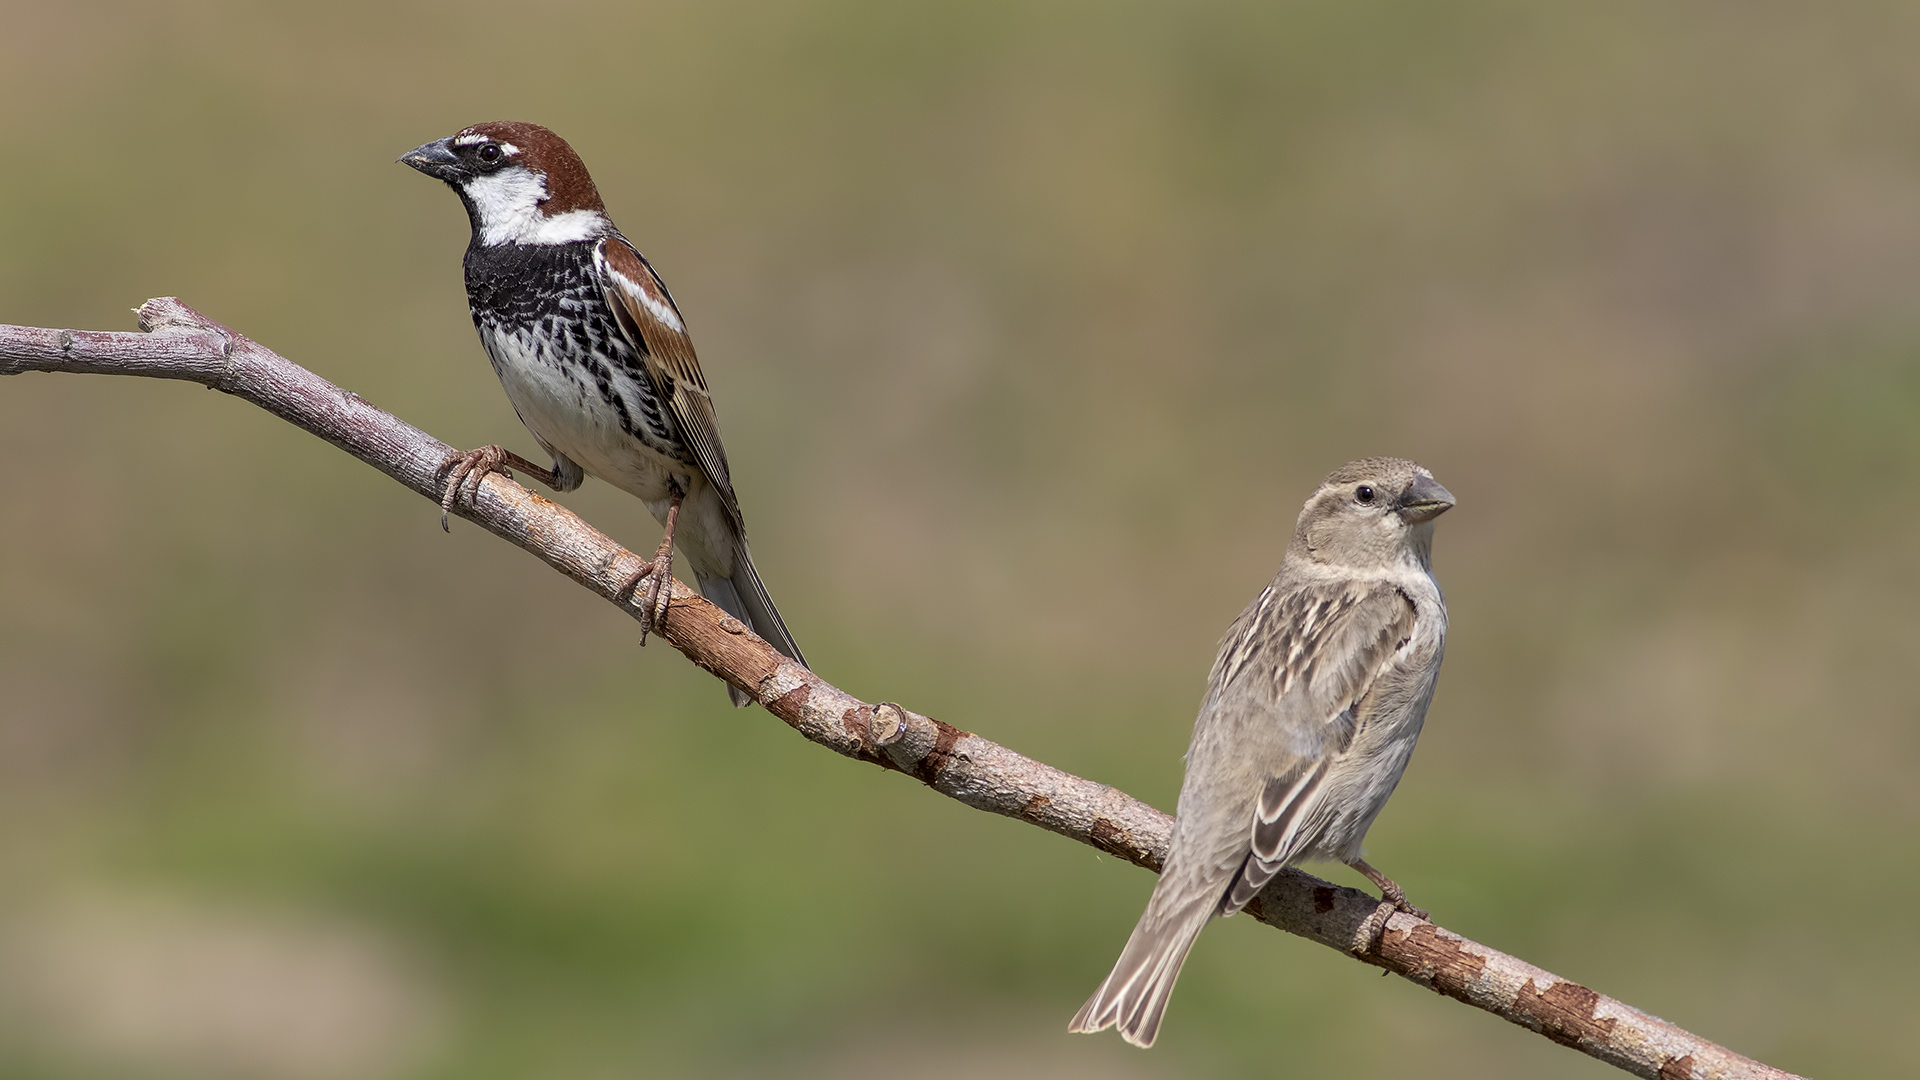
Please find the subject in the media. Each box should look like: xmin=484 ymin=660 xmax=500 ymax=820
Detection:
xmin=461 ymin=240 xmax=692 ymax=497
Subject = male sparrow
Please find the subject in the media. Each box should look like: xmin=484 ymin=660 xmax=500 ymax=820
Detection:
xmin=401 ymin=122 xmax=803 ymax=705
xmin=1070 ymin=457 xmax=1453 ymax=1046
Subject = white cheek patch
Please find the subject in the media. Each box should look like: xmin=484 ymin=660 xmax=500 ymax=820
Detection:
xmin=465 ymin=167 xmax=548 ymax=245
xmin=464 ymin=167 xmax=608 ymax=246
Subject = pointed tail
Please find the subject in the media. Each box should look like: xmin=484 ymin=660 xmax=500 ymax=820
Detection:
xmin=694 ymin=539 xmax=805 ymax=708
xmin=1068 ymin=873 xmax=1222 ymax=1048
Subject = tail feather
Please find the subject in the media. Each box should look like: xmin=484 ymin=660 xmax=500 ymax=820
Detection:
xmin=1069 ymin=878 xmax=1220 ymax=1048
xmin=725 ymin=540 xmax=805 ymax=667
xmin=693 ymin=541 xmax=805 ymax=709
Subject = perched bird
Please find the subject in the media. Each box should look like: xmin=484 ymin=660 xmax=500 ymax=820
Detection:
xmin=1070 ymin=457 xmax=1453 ymax=1048
xmin=400 ymin=121 xmax=804 ymax=704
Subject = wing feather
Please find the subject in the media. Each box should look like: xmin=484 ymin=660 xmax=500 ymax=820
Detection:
xmin=1216 ymin=582 xmax=1419 ymax=914
xmin=595 ymin=237 xmax=744 ymax=531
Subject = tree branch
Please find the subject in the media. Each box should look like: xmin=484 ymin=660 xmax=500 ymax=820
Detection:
xmin=0 ymin=299 xmax=1801 ymax=1080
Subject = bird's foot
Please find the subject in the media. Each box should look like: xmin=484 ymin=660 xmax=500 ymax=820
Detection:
xmin=437 ymin=446 xmax=562 ymax=530
xmin=628 ymin=496 xmax=683 ymax=646
xmin=438 ymin=445 xmax=512 ymax=531
xmin=638 ymin=533 xmax=676 ymax=643
xmin=616 ymin=545 xmax=676 ymax=646
xmin=1348 ymin=858 xmax=1428 ymax=921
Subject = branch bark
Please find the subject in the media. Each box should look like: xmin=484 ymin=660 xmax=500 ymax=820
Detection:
xmin=0 ymin=299 xmax=1802 ymax=1080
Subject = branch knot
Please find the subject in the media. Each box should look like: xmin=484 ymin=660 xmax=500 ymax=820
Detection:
xmin=137 ymin=296 xmax=240 ymax=389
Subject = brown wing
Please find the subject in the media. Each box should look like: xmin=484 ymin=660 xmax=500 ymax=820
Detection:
xmin=595 ymin=237 xmax=743 ymax=531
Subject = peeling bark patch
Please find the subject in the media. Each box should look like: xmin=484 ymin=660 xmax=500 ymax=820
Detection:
xmin=1089 ymin=817 xmax=1157 ymax=869
xmin=838 ymin=705 xmax=894 ymax=769
xmin=770 ymin=683 xmax=811 ymax=730
xmin=911 ymin=718 xmax=965 ymax=785
xmin=1022 ymin=794 xmax=1052 ymax=822
xmin=840 ymin=705 xmax=870 ymax=741
xmin=1387 ymin=922 xmax=1488 ymax=995
xmin=1661 ymin=1054 xmax=1697 ymax=1080
xmin=1514 ymin=979 xmax=1613 ymax=1048
xmin=1089 ymin=818 xmax=1125 ymax=855
xmin=1313 ymin=886 xmax=1337 ymax=914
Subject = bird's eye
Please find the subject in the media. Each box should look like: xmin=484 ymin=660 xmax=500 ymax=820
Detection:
xmin=477 ymin=144 xmax=502 ymax=163
xmin=1355 ymin=485 xmax=1376 ymax=504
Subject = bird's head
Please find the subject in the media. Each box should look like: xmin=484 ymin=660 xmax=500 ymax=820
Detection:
xmin=401 ymin=121 xmax=611 ymax=247
xmin=1290 ymin=457 xmax=1454 ymax=570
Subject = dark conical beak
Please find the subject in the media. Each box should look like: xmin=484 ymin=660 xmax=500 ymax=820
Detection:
xmin=1396 ymin=473 xmax=1455 ymax=523
xmin=399 ymin=137 xmax=462 ymax=180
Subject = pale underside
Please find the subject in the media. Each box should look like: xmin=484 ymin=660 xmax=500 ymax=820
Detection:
xmin=478 ymin=324 xmax=739 ymax=582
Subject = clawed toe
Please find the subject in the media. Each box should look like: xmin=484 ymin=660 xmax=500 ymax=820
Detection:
xmin=639 ymin=552 xmax=673 ymax=642
xmin=1378 ymin=883 xmax=1428 ymax=921
xmin=616 ymin=552 xmax=675 ymax=646
xmin=1348 ymin=858 xmax=1429 ymax=922
xmin=616 ymin=562 xmax=650 ymax=606
xmin=630 ymin=495 xmax=683 ymax=646
xmin=438 ymin=446 xmax=512 ymax=531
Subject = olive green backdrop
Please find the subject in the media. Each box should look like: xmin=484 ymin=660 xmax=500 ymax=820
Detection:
xmin=2 ymin=2 xmax=1916 ymax=1077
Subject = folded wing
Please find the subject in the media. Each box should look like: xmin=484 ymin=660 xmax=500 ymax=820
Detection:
xmin=1219 ymin=582 xmax=1417 ymax=914
xmin=594 ymin=236 xmax=743 ymax=532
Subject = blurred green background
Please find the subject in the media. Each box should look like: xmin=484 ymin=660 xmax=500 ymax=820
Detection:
xmin=2 ymin=1 xmax=1917 ymax=1076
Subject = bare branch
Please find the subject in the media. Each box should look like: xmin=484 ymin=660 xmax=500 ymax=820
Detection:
xmin=0 ymin=299 xmax=1802 ymax=1080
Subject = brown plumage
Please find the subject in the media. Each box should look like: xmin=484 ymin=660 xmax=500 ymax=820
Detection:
xmin=402 ymin=123 xmax=804 ymax=705
xmin=1070 ymin=457 xmax=1453 ymax=1047
xmin=456 ymin=121 xmax=607 ymax=215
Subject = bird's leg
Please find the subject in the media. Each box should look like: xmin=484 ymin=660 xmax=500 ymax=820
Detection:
xmin=437 ymin=446 xmax=561 ymax=531
xmin=618 ymin=493 xmax=683 ymax=645
xmin=1347 ymin=858 xmax=1428 ymax=920
xmin=642 ymin=495 xmax=682 ymax=638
